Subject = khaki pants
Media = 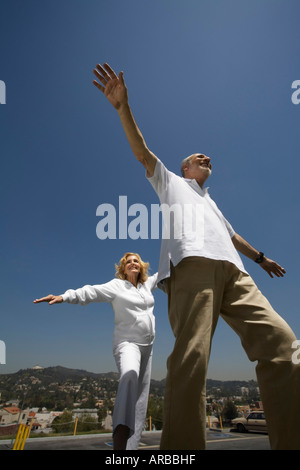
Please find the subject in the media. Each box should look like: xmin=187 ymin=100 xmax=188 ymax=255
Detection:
xmin=160 ymin=257 xmax=300 ymax=450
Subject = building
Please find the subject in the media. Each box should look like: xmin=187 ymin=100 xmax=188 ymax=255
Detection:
xmin=73 ymin=409 xmax=99 ymax=421
xmin=0 ymin=407 xmax=29 ymax=425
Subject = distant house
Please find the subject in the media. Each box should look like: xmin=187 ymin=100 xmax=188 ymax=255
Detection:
xmin=73 ymin=409 xmax=99 ymax=421
xmin=0 ymin=407 xmax=29 ymax=425
xmin=32 ymin=411 xmax=62 ymax=430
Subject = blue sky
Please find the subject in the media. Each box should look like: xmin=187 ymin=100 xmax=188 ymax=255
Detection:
xmin=1 ymin=0 xmax=300 ymax=380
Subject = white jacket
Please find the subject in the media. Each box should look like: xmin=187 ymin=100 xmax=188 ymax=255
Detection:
xmin=61 ymin=274 xmax=158 ymax=347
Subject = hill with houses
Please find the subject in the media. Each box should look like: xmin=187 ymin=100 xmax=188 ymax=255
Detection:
xmin=0 ymin=365 xmax=258 ymax=411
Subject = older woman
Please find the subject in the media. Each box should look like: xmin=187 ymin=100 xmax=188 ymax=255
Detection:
xmin=34 ymin=252 xmax=158 ymax=450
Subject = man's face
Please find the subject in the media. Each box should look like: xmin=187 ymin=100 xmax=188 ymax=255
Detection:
xmin=184 ymin=154 xmax=212 ymax=181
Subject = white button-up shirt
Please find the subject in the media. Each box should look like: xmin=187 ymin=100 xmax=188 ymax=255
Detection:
xmin=148 ymin=159 xmax=246 ymax=282
xmin=61 ymin=274 xmax=158 ymax=347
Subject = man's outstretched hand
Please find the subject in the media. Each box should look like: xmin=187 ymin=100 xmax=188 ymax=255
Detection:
xmin=93 ymin=63 xmax=128 ymax=110
xmin=260 ymin=257 xmax=286 ymax=279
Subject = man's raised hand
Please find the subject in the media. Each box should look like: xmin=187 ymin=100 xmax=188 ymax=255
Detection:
xmin=93 ymin=63 xmax=128 ymax=110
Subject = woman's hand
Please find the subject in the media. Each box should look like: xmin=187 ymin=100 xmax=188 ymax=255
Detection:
xmin=33 ymin=295 xmax=63 ymax=305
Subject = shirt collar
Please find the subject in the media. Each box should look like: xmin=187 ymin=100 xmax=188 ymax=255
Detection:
xmin=183 ymin=177 xmax=210 ymax=195
xmin=125 ymin=280 xmax=142 ymax=289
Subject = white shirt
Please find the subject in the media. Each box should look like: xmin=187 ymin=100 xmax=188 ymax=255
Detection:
xmin=61 ymin=274 xmax=158 ymax=347
xmin=148 ymin=159 xmax=246 ymax=282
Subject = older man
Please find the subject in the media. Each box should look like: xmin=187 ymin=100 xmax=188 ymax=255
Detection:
xmin=93 ymin=63 xmax=300 ymax=450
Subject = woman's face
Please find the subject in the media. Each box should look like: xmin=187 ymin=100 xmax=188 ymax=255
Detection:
xmin=124 ymin=255 xmax=141 ymax=278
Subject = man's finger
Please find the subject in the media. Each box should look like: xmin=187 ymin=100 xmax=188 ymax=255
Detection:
xmin=96 ymin=63 xmax=112 ymax=81
xmin=93 ymin=68 xmax=107 ymax=85
xmin=103 ymin=63 xmax=118 ymax=79
xmin=93 ymin=79 xmax=105 ymax=93
xmin=119 ymin=71 xmax=125 ymax=85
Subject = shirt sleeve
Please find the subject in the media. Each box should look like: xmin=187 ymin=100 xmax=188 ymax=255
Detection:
xmin=223 ymin=217 xmax=236 ymax=238
xmin=147 ymin=273 xmax=158 ymax=291
xmin=61 ymin=279 xmax=119 ymax=305
xmin=147 ymin=159 xmax=172 ymax=196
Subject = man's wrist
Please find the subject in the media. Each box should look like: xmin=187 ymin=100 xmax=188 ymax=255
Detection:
xmin=254 ymin=252 xmax=265 ymax=263
xmin=117 ymin=101 xmax=130 ymax=116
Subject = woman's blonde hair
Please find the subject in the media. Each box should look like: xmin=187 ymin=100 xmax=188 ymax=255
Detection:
xmin=115 ymin=252 xmax=149 ymax=284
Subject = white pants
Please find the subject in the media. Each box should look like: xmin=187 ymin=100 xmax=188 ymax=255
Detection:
xmin=113 ymin=341 xmax=153 ymax=450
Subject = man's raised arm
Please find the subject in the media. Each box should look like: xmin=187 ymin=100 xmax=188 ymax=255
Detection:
xmin=93 ymin=63 xmax=157 ymax=177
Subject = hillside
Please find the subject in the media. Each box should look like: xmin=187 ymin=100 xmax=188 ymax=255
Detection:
xmin=0 ymin=366 xmax=258 ymax=409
